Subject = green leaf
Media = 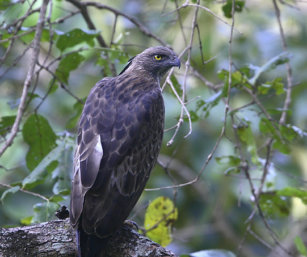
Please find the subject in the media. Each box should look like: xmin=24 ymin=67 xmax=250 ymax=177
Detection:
xmin=144 ymin=196 xmax=178 ymax=247
xmin=170 ymin=75 xmax=183 ymax=96
xmin=22 ymin=114 xmax=57 ymax=171
xmin=248 ymin=52 xmax=290 ymax=85
xmin=0 ymin=31 xmax=10 ymax=48
xmin=216 ymin=156 xmax=241 ymax=175
xmin=49 ymin=194 xmax=64 ymax=203
xmin=196 ymin=99 xmax=205 ymax=111
xmin=277 ymin=187 xmax=307 ymax=204
xmin=217 ymin=69 xmax=228 ymax=81
xmin=267 ymin=108 xmax=292 ymax=116
xmin=98 ymin=47 xmax=129 ymax=64
xmin=259 ymin=118 xmax=277 ymax=137
xmin=109 ymin=48 xmax=129 ymax=64
xmin=259 ymin=193 xmax=290 ymax=217
xmin=224 ymin=167 xmax=241 ymax=175
xmin=1 ymin=186 xmax=20 ymax=203
xmin=231 ymin=70 xmax=244 ymax=85
xmin=56 ymin=28 xmax=100 ymax=51
xmin=0 ymin=115 xmax=16 ymax=136
xmin=0 ymin=2 xmax=23 ymax=23
xmin=294 ymin=236 xmax=307 ymax=256
xmin=190 ymin=249 xmax=237 ymax=257
xmin=217 ymin=69 xmax=249 ymax=90
xmin=222 ymin=0 xmax=245 ymax=18
xmin=53 ymin=180 xmax=70 ymax=195
xmin=0 ymin=0 xmax=10 ymax=10
xmin=96 ymin=51 xmax=113 ymax=76
xmin=216 ymin=155 xmax=241 ymax=166
xmin=271 ymin=78 xmax=285 ymax=95
xmin=22 ymin=138 xmax=66 ymax=189
xmin=66 ymin=100 xmax=85 ymax=129
xmin=280 ymin=124 xmax=298 ymax=141
xmin=237 ymin=121 xmax=260 ymax=165
xmin=260 ymin=119 xmax=302 ymax=154
xmin=258 ymin=83 xmax=271 ymax=95
xmin=259 ymin=118 xmax=291 ymax=153
xmin=55 ymin=52 xmax=85 ymax=83
xmin=19 ymin=27 xmax=56 ymax=44
xmin=20 ymin=216 xmax=33 ymax=225
xmin=27 ymin=92 xmax=40 ymax=101
xmin=52 ymin=135 xmax=74 ymax=195
xmin=48 ymin=80 xmax=59 ymax=95
xmin=184 ymin=110 xmax=199 ymax=122
xmin=258 ymin=78 xmax=285 ymax=95
xmin=32 ymin=202 xmax=60 ymax=223
xmin=197 ymin=91 xmax=222 ymax=118
xmin=272 ymin=139 xmax=290 ymax=154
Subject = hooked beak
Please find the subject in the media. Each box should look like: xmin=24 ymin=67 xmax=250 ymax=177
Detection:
xmin=173 ymin=57 xmax=181 ymax=69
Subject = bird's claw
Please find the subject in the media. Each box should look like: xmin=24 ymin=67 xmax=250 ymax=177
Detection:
xmin=123 ymin=220 xmax=139 ymax=231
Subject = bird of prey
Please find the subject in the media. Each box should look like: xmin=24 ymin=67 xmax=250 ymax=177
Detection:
xmin=70 ymin=46 xmax=180 ymax=256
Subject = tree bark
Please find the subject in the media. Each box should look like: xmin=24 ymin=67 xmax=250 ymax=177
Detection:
xmin=0 ymin=218 xmax=177 ymax=257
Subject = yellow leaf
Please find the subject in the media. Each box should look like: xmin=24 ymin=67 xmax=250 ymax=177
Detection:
xmin=144 ymin=196 xmax=178 ymax=247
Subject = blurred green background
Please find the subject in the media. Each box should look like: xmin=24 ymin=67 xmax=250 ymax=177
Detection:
xmin=0 ymin=0 xmax=307 ymax=256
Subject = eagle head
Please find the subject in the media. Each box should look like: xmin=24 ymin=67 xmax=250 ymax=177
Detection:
xmin=121 ymin=46 xmax=181 ymax=79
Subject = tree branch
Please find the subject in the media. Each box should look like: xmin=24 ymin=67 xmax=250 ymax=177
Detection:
xmin=65 ymin=0 xmax=107 ymax=47
xmin=0 ymin=0 xmax=49 ymax=158
xmin=0 ymin=219 xmax=177 ymax=257
xmin=82 ymin=1 xmax=167 ymax=46
xmin=272 ymin=0 xmax=293 ymax=125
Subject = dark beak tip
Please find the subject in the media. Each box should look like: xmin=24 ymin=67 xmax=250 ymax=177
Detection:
xmin=175 ymin=58 xmax=181 ymax=69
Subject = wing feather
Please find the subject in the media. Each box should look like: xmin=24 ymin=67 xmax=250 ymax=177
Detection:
xmin=70 ymin=78 xmax=113 ymax=227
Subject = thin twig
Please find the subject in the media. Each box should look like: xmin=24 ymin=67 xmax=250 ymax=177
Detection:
xmin=146 ymin=120 xmax=225 ymax=191
xmin=148 ymin=0 xmax=237 ymax=190
xmin=82 ymin=1 xmax=167 ymax=46
xmin=50 ymin=9 xmax=80 ymax=25
xmin=195 ymin=24 xmax=205 ymax=64
xmin=164 ymin=75 xmax=192 ymax=146
xmin=0 ymin=0 xmax=38 ymax=50
xmin=170 ymin=3 xmax=238 ymax=31
xmin=0 ymin=183 xmax=48 ymax=202
xmin=190 ymin=67 xmax=220 ymax=90
xmin=66 ymin=0 xmax=118 ymax=76
xmin=0 ymin=1 xmax=38 ymax=65
xmin=0 ymin=27 xmax=37 ymax=44
xmin=66 ymin=0 xmax=107 ymax=47
xmin=166 ymin=1 xmax=201 ymax=146
xmin=247 ymin=227 xmax=274 ymax=250
xmin=35 ymin=62 xmax=84 ymax=104
xmin=174 ymin=0 xmax=187 ymax=45
xmin=0 ymin=0 xmax=50 ymax=158
xmin=110 ymin=14 xmax=118 ymax=46
xmin=140 ymin=207 xmax=176 ymax=234
xmin=0 ymin=44 xmax=32 ymax=80
xmin=272 ymin=0 xmax=294 ymax=125
xmin=4 ymin=6 xmax=40 ymax=30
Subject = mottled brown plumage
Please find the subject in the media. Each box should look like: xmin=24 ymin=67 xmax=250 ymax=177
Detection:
xmin=70 ymin=46 xmax=180 ymax=256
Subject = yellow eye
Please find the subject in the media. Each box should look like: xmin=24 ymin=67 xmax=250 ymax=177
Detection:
xmin=154 ymin=55 xmax=162 ymax=61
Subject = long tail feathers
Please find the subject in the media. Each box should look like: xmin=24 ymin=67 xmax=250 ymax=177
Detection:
xmin=77 ymin=229 xmax=109 ymax=257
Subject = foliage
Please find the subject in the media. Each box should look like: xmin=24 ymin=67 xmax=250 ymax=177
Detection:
xmin=144 ymin=196 xmax=178 ymax=247
xmin=0 ymin=0 xmax=307 ymax=256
